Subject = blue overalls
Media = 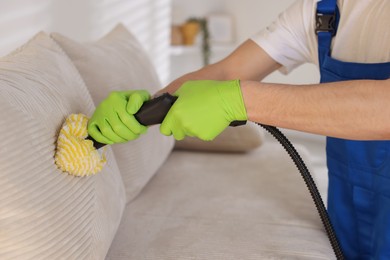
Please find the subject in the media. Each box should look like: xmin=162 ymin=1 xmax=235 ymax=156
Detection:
xmin=316 ymin=0 xmax=390 ymax=258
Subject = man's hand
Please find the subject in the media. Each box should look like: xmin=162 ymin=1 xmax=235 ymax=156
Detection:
xmin=88 ymin=90 xmax=150 ymax=144
xmin=160 ymin=80 xmax=247 ymax=141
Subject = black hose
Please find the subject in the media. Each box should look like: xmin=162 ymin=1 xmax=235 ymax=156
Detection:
xmin=259 ymin=124 xmax=345 ymax=260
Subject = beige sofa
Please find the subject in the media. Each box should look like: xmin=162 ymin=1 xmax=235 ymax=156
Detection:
xmin=0 ymin=24 xmax=334 ymax=259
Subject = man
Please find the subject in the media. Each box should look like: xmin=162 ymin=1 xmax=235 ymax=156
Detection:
xmin=88 ymin=0 xmax=390 ymax=258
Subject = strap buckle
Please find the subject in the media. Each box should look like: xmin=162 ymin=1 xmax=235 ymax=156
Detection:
xmin=315 ymin=12 xmax=336 ymax=36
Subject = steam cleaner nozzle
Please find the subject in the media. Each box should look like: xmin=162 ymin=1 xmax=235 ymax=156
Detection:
xmin=54 ymin=93 xmax=246 ymax=177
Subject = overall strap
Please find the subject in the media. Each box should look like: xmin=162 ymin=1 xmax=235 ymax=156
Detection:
xmin=316 ymin=0 xmax=339 ymax=65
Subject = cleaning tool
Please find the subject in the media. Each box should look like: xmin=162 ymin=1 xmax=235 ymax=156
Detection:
xmin=54 ymin=93 xmax=247 ymax=176
xmin=55 ymin=92 xmax=343 ymax=259
xmin=55 ymin=93 xmax=179 ymax=177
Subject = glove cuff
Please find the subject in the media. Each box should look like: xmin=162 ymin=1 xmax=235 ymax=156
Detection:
xmin=218 ymin=79 xmax=248 ymax=122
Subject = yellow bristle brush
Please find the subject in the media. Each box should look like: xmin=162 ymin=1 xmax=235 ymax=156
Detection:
xmin=55 ymin=113 xmax=107 ymax=177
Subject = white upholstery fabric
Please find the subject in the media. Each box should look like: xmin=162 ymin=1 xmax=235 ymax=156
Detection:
xmin=0 ymin=32 xmax=126 ymax=260
xmin=106 ymin=142 xmax=334 ymax=259
xmin=51 ymin=24 xmax=174 ymax=203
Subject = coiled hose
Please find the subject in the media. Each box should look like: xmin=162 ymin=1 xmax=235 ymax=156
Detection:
xmin=259 ymin=124 xmax=344 ymax=260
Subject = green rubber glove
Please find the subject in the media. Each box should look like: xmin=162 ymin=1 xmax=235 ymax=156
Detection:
xmin=160 ymin=80 xmax=247 ymax=141
xmin=88 ymin=90 xmax=150 ymax=144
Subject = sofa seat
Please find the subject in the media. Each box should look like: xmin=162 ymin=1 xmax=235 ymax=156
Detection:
xmin=106 ymin=138 xmax=334 ymax=260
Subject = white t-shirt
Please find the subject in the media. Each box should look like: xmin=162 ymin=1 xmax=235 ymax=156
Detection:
xmin=251 ymin=0 xmax=390 ymax=73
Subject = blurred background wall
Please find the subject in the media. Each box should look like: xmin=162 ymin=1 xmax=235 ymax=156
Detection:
xmin=0 ymin=0 xmax=320 ymax=86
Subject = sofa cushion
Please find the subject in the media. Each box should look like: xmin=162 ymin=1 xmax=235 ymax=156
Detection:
xmin=106 ymin=142 xmax=333 ymax=259
xmin=0 ymin=32 xmax=125 ymax=259
xmin=175 ymin=122 xmax=265 ymax=153
xmin=51 ymin=24 xmax=174 ymax=203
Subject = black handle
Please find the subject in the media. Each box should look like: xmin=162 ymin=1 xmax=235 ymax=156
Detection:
xmin=89 ymin=93 xmax=246 ymax=149
xmin=134 ymin=93 xmax=178 ymax=125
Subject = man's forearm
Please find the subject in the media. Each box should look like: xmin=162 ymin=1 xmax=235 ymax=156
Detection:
xmin=241 ymin=79 xmax=390 ymax=140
